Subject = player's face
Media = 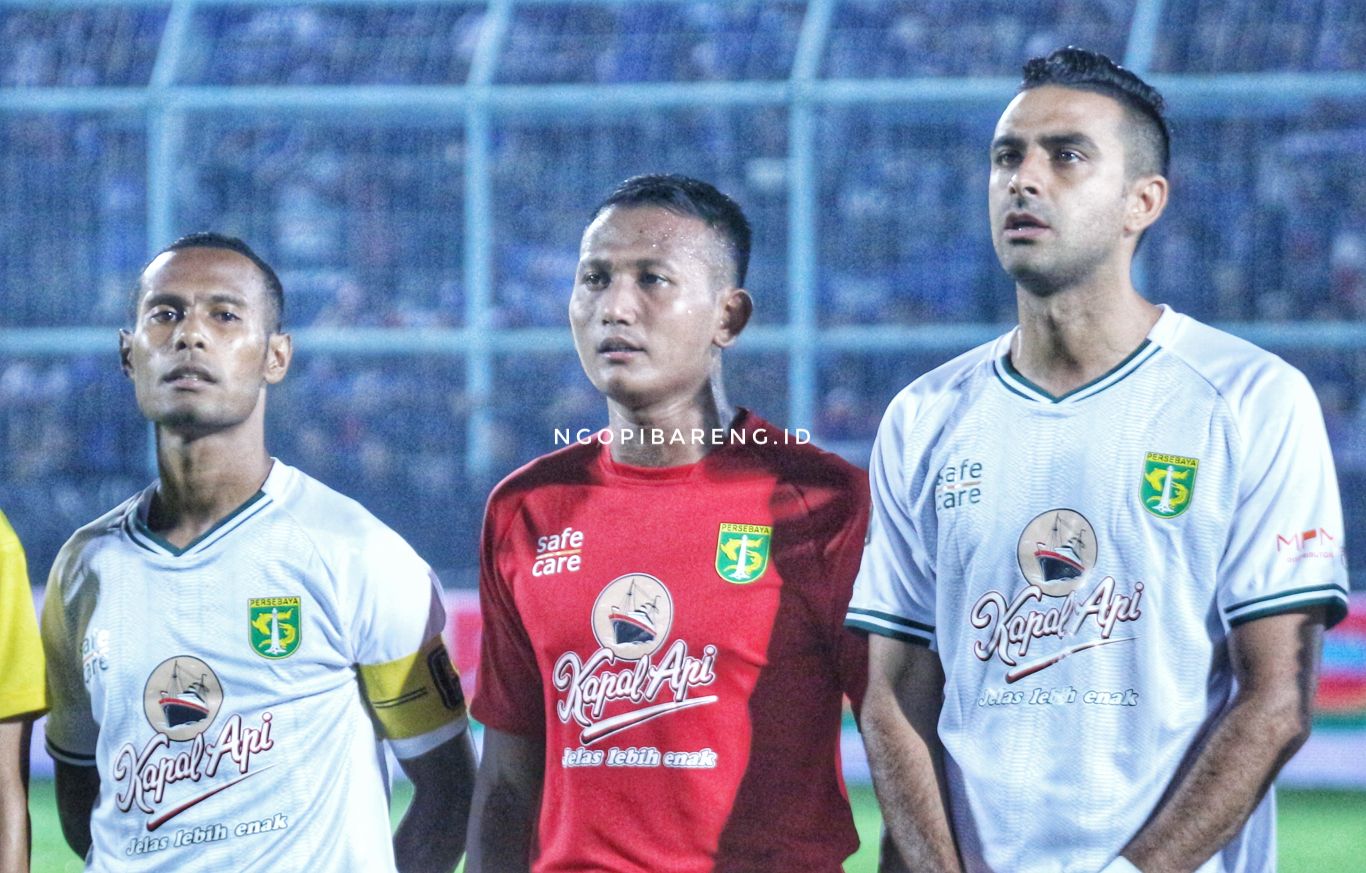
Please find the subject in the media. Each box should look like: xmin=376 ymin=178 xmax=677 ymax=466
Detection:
xmin=988 ymin=85 xmax=1135 ymax=293
xmin=121 ymin=247 xmax=290 ymax=435
xmin=570 ymin=205 xmax=741 ymax=412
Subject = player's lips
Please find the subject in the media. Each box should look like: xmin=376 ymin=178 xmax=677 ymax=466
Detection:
xmin=162 ymin=364 xmax=216 ymax=386
xmin=1003 ymin=211 xmax=1051 ymax=241
xmin=597 ymin=336 xmax=644 ymax=362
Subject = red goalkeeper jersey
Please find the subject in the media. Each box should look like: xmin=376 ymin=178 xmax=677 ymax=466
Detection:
xmin=472 ymin=411 xmax=870 ymax=872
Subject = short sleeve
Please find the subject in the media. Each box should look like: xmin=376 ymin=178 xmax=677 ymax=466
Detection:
xmin=351 ymin=540 xmax=468 ymax=760
xmin=821 ymin=472 xmax=871 ymax=714
xmin=0 ymin=512 xmax=45 ymax=720
xmin=845 ymin=394 xmax=939 ymax=649
xmin=468 ymin=494 xmax=544 ymax=735
xmin=41 ymin=542 xmax=97 ymax=766
xmin=1217 ymin=365 xmax=1350 ymax=629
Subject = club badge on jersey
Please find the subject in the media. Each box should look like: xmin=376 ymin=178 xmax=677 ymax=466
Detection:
xmin=249 ymin=597 xmax=301 ymax=659
xmin=1141 ymin=452 xmax=1200 ymax=519
xmin=715 ymin=523 xmax=772 ymax=584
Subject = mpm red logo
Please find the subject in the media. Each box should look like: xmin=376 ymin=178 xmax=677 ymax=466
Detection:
xmin=1276 ymin=528 xmax=1336 ymax=556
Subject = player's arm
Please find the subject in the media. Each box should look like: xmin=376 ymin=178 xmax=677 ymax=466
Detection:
xmin=53 ymin=759 xmax=99 ymax=858
xmin=0 ymin=718 xmax=33 ymax=873
xmin=393 ymin=729 xmax=477 ymax=873
xmin=467 ymin=727 xmax=545 ymax=873
xmin=861 ymin=634 xmax=960 ymax=873
xmin=357 ymin=629 xmax=474 ymax=873
xmin=1117 ymin=607 xmax=1324 ymax=873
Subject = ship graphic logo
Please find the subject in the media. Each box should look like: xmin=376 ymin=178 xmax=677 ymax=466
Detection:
xmin=249 ymin=596 xmax=301 ymax=659
xmin=715 ymin=523 xmax=772 ymax=584
xmin=1016 ymin=509 xmax=1098 ymax=597
xmin=608 ymin=582 xmax=662 ymax=646
xmin=591 ymin=574 xmax=674 ymax=661
xmin=142 ymin=656 xmax=225 ymax=742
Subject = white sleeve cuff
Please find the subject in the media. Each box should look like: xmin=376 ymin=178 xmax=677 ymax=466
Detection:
xmin=386 ymin=715 xmax=468 ymax=760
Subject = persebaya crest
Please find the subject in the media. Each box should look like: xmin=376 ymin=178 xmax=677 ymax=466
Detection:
xmin=249 ymin=596 xmax=301 ymax=659
xmin=716 ymin=523 xmax=772 ymax=584
xmin=1142 ymin=452 xmax=1199 ymax=518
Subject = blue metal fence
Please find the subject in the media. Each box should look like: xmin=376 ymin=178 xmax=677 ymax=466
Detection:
xmin=2 ymin=0 xmax=1365 ymax=580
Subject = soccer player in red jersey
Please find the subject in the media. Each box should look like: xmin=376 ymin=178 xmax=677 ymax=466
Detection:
xmin=467 ymin=174 xmax=872 ymax=873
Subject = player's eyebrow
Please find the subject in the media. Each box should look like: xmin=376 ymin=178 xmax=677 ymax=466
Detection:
xmin=990 ymin=132 xmax=1100 ymax=153
xmin=141 ymin=291 xmax=250 ymax=311
xmin=990 ymin=133 xmax=1025 ymax=153
xmin=577 ymin=256 xmax=679 ymax=273
xmin=1039 ymin=132 xmax=1100 ymax=153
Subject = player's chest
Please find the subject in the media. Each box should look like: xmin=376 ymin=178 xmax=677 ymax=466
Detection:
xmin=502 ymin=487 xmax=809 ymax=664
xmin=75 ymin=552 xmax=353 ymax=719
xmin=919 ymin=391 xmax=1238 ymax=578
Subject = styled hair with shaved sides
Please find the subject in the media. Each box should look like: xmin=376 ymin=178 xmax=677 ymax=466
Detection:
xmin=1020 ymin=46 xmax=1170 ymax=179
xmin=592 ymin=174 xmax=752 ymax=288
xmin=133 ymin=232 xmax=285 ymax=332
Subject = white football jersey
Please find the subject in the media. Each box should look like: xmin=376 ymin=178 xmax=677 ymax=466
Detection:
xmin=43 ymin=461 xmax=468 ymax=872
xmin=847 ymin=307 xmax=1349 ymax=873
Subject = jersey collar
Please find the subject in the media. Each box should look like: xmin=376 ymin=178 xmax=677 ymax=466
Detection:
xmin=993 ymin=305 xmax=1173 ymax=405
xmin=125 ymin=460 xmax=283 ymax=558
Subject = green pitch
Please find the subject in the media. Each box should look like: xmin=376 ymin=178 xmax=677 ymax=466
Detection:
xmin=27 ymin=780 xmax=1366 ymax=871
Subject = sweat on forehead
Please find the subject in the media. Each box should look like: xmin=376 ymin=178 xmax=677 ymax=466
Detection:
xmin=582 ymin=204 xmax=740 ymax=286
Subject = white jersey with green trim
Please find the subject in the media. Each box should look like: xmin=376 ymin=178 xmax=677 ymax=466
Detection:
xmin=42 ymin=460 xmax=467 ymax=872
xmin=847 ymin=306 xmax=1349 ymax=873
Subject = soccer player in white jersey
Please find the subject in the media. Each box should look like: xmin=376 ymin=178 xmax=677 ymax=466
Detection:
xmin=41 ymin=233 xmax=476 ymax=872
xmin=847 ymin=47 xmax=1350 ymax=873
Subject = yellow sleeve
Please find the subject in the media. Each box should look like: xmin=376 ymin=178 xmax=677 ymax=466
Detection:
xmin=0 ymin=511 xmax=46 ymax=719
xmin=357 ymin=634 xmax=466 ymax=758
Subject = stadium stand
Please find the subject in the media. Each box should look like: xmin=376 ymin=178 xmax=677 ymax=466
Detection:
xmin=1 ymin=0 xmax=1364 ymax=588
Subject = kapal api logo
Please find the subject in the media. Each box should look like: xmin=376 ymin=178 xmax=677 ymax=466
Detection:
xmin=553 ymin=573 xmax=718 ymax=745
xmin=142 ymin=656 xmax=225 ymax=742
xmin=118 ymin=656 xmax=276 ymax=831
xmin=972 ymin=509 xmax=1144 ymax=683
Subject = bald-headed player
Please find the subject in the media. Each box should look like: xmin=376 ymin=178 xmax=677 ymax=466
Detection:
xmin=42 ymin=233 xmax=475 ymax=872
xmin=849 ymin=48 xmax=1348 ymax=873
xmin=467 ymin=175 xmax=871 ymax=872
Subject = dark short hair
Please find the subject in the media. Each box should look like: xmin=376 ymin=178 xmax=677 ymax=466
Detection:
xmin=1020 ymin=46 xmax=1170 ymax=178
xmin=134 ymin=232 xmax=285 ymax=331
xmin=591 ymin=174 xmax=752 ymax=287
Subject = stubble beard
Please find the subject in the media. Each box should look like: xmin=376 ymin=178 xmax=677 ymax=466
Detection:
xmin=1001 ymin=233 xmax=1114 ymax=299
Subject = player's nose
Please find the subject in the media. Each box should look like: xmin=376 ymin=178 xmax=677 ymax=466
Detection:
xmin=599 ymin=280 xmax=639 ymax=325
xmin=1008 ymin=151 xmax=1044 ymax=199
xmin=172 ymin=311 xmax=209 ymax=351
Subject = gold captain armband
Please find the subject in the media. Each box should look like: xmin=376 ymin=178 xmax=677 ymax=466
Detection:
xmin=358 ymin=635 xmax=467 ymax=740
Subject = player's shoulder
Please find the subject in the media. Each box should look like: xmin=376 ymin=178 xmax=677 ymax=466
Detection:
xmin=881 ymin=334 xmax=1002 ymax=434
xmin=264 ymin=461 xmax=424 ymax=569
xmin=49 ymin=491 xmax=143 ymax=592
xmin=486 ymin=439 xmax=603 ymax=515
xmin=1153 ymin=308 xmax=1315 ymax=412
xmin=742 ymin=413 xmax=866 ymax=492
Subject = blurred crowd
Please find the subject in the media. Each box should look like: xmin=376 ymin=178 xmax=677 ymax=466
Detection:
xmin=2 ymin=0 xmax=1365 ymax=578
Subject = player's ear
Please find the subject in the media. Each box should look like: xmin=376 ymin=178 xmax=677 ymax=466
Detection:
xmin=714 ymin=287 xmax=752 ymax=349
xmin=264 ymin=332 xmax=293 ymax=385
xmin=1125 ymin=174 xmax=1168 ymax=237
xmin=118 ymin=329 xmax=133 ymax=378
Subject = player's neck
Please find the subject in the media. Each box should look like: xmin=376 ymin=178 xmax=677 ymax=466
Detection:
xmin=1011 ymin=278 xmax=1161 ymax=399
xmin=150 ymin=422 xmax=274 ymax=548
xmin=604 ymin=379 xmax=736 ymax=468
